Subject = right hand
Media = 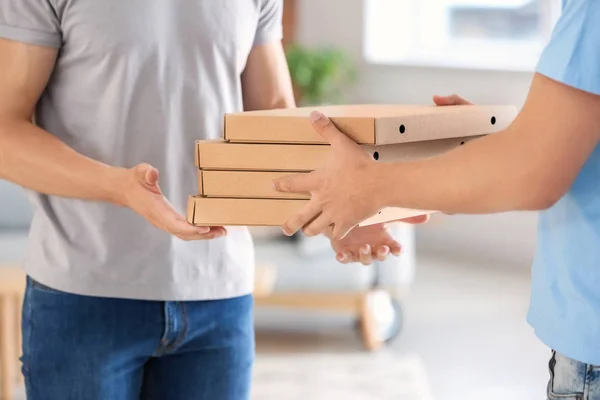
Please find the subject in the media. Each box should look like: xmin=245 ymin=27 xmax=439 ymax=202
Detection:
xmin=119 ymin=163 xmax=226 ymax=241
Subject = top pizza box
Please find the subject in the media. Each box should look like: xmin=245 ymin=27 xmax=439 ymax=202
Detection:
xmin=223 ymin=104 xmax=518 ymax=145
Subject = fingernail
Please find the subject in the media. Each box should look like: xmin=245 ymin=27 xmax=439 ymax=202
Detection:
xmin=378 ymin=246 xmax=390 ymax=256
xmin=337 ymin=253 xmax=347 ymax=262
xmin=360 ymin=245 xmax=370 ymax=255
xmin=309 ymin=111 xmax=324 ymax=123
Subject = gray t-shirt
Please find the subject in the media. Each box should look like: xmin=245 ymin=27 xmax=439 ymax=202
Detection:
xmin=0 ymin=0 xmax=283 ymax=300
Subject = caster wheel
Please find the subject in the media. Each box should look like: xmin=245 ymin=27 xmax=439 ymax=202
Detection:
xmin=356 ymin=291 xmax=404 ymax=345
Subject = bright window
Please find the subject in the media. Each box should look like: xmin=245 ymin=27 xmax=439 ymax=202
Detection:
xmin=364 ymin=0 xmax=562 ymax=71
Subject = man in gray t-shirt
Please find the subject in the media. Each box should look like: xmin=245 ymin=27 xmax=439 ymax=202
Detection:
xmin=0 ymin=0 xmax=408 ymax=398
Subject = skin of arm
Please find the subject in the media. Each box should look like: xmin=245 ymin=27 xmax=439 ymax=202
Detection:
xmin=274 ymin=73 xmax=600 ymax=239
xmin=0 ymin=38 xmax=221 ymax=241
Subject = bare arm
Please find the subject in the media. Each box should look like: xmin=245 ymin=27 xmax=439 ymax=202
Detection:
xmin=241 ymin=40 xmax=296 ymax=111
xmin=0 ymin=38 xmax=126 ymax=204
xmin=0 ymin=38 xmax=216 ymax=240
xmin=379 ymin=73 xmax=600 ymax=213
xmin=275 ymin=73 xmax=600 ymax=238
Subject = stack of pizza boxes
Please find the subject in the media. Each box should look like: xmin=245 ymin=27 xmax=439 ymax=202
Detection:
xmin=187 ymin=104 xmax=517 ymax=227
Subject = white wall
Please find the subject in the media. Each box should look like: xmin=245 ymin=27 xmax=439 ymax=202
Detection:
xmin=295 ymin=0 xmax=538 ymax=266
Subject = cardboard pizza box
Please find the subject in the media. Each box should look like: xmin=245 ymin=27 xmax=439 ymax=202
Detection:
xmin=223 ymin=104 xmax=517 ymax=144
xmin=186 ymin=196 xmax=432 ymax=227
xmin=198 ymin=170 xmax=311 ymax=199
xmin=195 ymin=135 xmax=481 ymax=171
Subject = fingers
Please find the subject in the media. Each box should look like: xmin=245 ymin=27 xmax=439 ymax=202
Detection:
xmin=336 ymin=245 xmax=396 ymax=265
xmin=175 ymin=224 xmax=227 ymax=241
xmin=433 ymin=94 xmax=473 ymax=106
xmin=282 ymin=200 xmax=322 ymax=236
xmin=358 ymin=245 xmax=373 ymax=265
xmin=337 ymin=251 xmax=352 ymax=264
xmin=390 ymin=242 xmax=402 ymax=256
xmin=401 ymin=214 xmax=430 ymax=224
xmin=336 ymin=241 xmax=400 ymax=264
xmin=171 ymin=219 xmax=212 ymax=237
xmin=374 ymin=245 xmax=390 ymax=262
xmin=274 ymin=172 xmax=317 ymax=194
xmin=181 ymin=230 xmax=226 ymax=241
xmin=302 ymin=212 xmax=332 ymax=237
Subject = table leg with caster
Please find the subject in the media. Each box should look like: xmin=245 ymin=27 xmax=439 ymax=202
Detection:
xmin=0 ymin=295 xmax=16 ymax=400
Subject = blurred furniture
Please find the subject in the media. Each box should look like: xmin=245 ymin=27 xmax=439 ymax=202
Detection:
xmin=251 ymin=226 xmax=416 ymax=351
xmin=254 ymin=263 xmax=278 ymax=298
xmin=0 ymin=180 xmax=32 ymax=400
xmin=0 ymin=268 xmax=25 ymax=400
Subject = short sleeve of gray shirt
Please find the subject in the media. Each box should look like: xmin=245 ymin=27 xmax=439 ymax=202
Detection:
xmin=0 ymin=0 xmax=62 ymax=48
xmin=254 ymin=0 xmax=284 ymax=46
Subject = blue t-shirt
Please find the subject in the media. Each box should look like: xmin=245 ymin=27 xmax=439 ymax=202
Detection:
xmin=528 ymin=0 xmax=600 ymax=365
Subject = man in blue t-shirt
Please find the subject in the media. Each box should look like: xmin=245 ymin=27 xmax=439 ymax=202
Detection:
xmin=275 ymin=1 xmax=600 ymax=397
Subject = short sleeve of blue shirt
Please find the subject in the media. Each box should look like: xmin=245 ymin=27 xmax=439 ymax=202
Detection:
xmin=528 ymin=0 xmax=600 ymax=366
xmin=536 ymin=0 xmax=600 ymax=96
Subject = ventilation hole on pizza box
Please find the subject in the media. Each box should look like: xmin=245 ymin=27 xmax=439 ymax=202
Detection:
xmin=378 ymin=211 xmax=382 ymax=215
xmin=491 ymin=116 xmax=496 ymax=125
xmin=460 ymin=141 xmax=465 ymax=146
xmin=399 ymin=125 xmax=406 ymax=134
xmin=373 ymin=152 xmax=380 ymax=161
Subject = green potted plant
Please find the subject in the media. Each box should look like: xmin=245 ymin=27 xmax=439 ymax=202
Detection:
xmin=285 ymin=44 xmax=357 ymax=106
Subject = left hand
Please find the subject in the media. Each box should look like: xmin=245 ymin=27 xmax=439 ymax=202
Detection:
xmin=330 ymin=223 xmax=401 ymax=265
xmin=274 ymin=111 xmax=391 ymax=239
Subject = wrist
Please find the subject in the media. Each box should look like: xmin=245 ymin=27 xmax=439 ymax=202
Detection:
xmin=102 ymin=166 xmax=131 ymax=207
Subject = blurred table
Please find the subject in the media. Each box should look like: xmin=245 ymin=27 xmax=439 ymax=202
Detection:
xmin=0 ymin=266 xmax=26 ymax=400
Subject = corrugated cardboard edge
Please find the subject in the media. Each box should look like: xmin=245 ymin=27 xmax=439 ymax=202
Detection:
xmin=188 ymin=197 xmax=309 ymax=226
xmin=195 ymin=141 xmax=331 ymax=172
xmin=186 ymin=195 xmax=196 ymax=224
xmin=200 ymin=170 xmax=311 ymax=199
xmin=185 ymin=196 xmax=434 ymax=227
xmin=224 ymin=114 xmax=377 ymax=144
xmin=194 ymin=140 xmax=200 ymax=167
xmin=198 ymin=170 xmax=205 ymax=195
xmin=375 ymin=105 xmax=518 ymax=144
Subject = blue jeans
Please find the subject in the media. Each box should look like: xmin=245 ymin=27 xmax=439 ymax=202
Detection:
xmin=21 ymin=277 xmax=255 ymax=400
xmin=548 ymin=351 xmax=600 ymax=400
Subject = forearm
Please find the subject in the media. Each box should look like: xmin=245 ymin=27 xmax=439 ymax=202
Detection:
xmin=376 ymin=75 xmax=600 ymax=215
xmin=0 ymin=119 xmax=127 ymax=205
xmin=378 ymin=127 xmax=573 ymax=214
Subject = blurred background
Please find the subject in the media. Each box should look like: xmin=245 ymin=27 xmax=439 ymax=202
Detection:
xmin=0 ymin=0 xmax=562 ymax=399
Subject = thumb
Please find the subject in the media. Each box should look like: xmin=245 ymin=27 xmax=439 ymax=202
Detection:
xmin=145 ymin=166 xmax=159 ymax=186
xmin=133 ymin=163 xmax=160 ymax=187
xmin=309 ymin=111 xmax=347 ymax=145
